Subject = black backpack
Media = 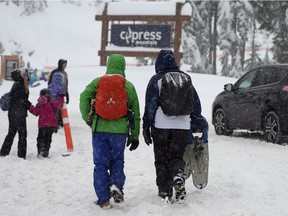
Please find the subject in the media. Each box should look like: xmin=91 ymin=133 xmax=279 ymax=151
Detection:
xmin=159 ymin=71 xmax=194 ymax=116
xmin=0 ymin=92 xmax=11 ymax=111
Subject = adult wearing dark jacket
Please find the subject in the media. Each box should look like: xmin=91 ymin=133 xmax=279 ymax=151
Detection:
xmin=0 ymin=69 xmax=31 ymax=159
xmin=142 ymin=49 xmax=207 ymax=203
xmin=48 ymin=59 xmax=68 ymax=127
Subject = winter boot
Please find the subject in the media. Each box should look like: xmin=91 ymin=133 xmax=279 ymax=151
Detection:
xmin=158 ymin=191 xmax=172 ymax=204
xmin=173 ymin=174 xmax=186 ymax=203
xmin=95 ymin=200 xmax=111 ymax=210
xmin=110 ymin=184 xmax=124 ymax=203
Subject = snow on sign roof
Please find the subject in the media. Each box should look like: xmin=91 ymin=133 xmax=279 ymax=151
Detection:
xmin=96 ymin=1 xmax=192 ymax=16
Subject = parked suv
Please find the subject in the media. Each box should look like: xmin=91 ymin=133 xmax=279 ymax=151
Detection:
xmin=212 ymin=64 xmax=288 ymax=144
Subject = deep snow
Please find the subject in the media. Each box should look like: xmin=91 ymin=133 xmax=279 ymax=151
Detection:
xmin=1 ymin=66 xmax=288 ymax=216
xmin=0 ymin=2 xmax=288 ymax=216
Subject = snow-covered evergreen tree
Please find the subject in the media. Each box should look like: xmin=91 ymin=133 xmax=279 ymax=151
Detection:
xmin=244 ymin=13 xmax=263 ymax=71
xmin=253 ymin=1 xmax=288 ymax=63
xmin=183 ymin=1 xmax=212 ymax=74
xmin=218 ymin=1 xmax=233 ymax=76
xmin=230 ymin=49 xmax=242 ymax=78
xmin=263 ymin=47 xmax=273 ymax=65
xmin=210 ymin=1 xmax=218 ymax=75
xmin=236 ymin=1 xmax=253 ymax=69
xmin=218 ymin=0 xmax=253 ymax=77
xmin=183 ymin=1 xmax=200 ymax=72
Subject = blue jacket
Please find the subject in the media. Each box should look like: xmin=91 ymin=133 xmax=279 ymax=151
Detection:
xmin=48 ymin=73 xmax=66 ymax=99
xmin=142 ymin=50 xmax=205 ymax=130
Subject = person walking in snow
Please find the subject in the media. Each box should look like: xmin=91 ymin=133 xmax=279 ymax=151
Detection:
xmin=29 ymin=88 xmax=64 ymax=158
xmin=0 ymin=69 xmax=31 ymax=159
xmin=79 ymin=54 xmax=140 ymax=209
xmin=48 ymin=59 xmax=69 ymax=127
xmin=142 ymin=49 xmax=208 ymax=203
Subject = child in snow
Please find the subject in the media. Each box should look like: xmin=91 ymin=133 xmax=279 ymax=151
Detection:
xmin=29 ymin=88 xmax=64 ymax=158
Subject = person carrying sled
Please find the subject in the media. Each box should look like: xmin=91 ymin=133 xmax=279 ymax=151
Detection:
xmin=79 ymin=54 xmax=140 ymax=209
xmin=142 ymin=49 xmax=207 ymax=204
xmin=29 ymin=88 xmax=64 ymax=158
xmin=0 ymin=68 xmax=31 ymax=159
xmin=48 ymin=59 xmax=69 ymax=127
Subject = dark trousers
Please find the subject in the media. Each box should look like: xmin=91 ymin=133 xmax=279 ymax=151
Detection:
xmin=37 ymin=127 xmax=54 ymax=157
xmin=151 ymin=127 xmax=189 ymax=196
xmin=0 ymin=114 xmax=27 ymax=159
xmin=56 ymin=110 xmax=63 ymax=127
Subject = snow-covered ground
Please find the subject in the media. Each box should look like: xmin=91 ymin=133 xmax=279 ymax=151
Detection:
xmin=0 ymin=2 xmax=288 ymax=216
xmin=1 ymin=66 xmax=288 ymax=216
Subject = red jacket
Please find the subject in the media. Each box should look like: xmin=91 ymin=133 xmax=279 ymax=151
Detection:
xmin=29 ymin=96 xmax=64 ymax=128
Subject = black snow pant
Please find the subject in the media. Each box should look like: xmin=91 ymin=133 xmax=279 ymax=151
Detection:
xmin=37 ymin=127 xmax=55 ymax=157
xmin=151 ymin=127 xmax=189 ymax=197
xmin=0 ymin=114 xmax=27 ymax=159
xmin=56 ymin=110 xmax=63 ymax=127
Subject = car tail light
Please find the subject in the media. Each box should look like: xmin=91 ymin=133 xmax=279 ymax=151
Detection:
xmin=282 ymin=86 xmax=288 ymax=92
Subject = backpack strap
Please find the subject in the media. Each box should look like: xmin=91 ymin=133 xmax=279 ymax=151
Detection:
xmin=93 ymin=115 xmax=100 ymax=132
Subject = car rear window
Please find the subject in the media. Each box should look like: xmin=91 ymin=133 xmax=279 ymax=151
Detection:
xmin=253 ymin=68 xmax=275 ymax=86
xmin=253 ymin=67 xmax=287 ymax=87
xmin=275 ymin=68 xmax=288 ymax=81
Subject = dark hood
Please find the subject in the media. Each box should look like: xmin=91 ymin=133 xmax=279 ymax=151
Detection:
xmin=58 ymin=59 xmax=67 ymax=71
xmin=11 ymin=69 xmax=23 ymax=82
xmin=155 ymin=49 xmax=179 ymax=73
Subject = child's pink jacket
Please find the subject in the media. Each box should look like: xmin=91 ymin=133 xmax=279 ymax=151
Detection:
xmin=29 ymin=96 xmax=64 ymax=128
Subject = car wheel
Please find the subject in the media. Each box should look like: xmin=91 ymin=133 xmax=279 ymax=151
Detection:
xmin=213 ymin=108 xmax=233 ymax=136
xmin=264 ymin=111 xmax=282 ymax=144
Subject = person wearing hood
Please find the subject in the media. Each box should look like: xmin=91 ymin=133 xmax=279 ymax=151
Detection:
xmin=79 ymin=54 xmax=140 ymax=209
xmin=48 ymin=59 xmax=69 ymax=127
xmin=0 ymin=68 xmax=32 ymax=159
xmin=142 ymin=49 xmax=208 ymax=203
xmin=29 ymin=88 xmax=64 ymax=158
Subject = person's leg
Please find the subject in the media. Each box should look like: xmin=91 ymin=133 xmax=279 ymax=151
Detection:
xmin=0 ymin=115 xmax=17 ymax=156
xmin=109 ymin=133 xmax=127 ymax=189
xmin=17 ymin=117 xmax=27 ymax=159
xmin=109 ymin=133 xmax=127 ymax=203
xmin=92 ymin=132 xmax=111 ymax=206
xmin=36 ymin=128 xmax=45 ymax=156
xmin=169 ymin=129 xmax=189 ymax=202
xmin=56 ymin=110 xmax=63 ymax=127
xmin=151 ymin=128 xmax=173 ymax=198
xmin=42 ymin=128 xmax=53 ymax=157
xmin=169 ymin=129 xmax=189 ymax=176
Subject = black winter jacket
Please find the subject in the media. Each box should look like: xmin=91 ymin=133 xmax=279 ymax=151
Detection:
xmin=9 ymin=71 xmax=30 ymax=119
